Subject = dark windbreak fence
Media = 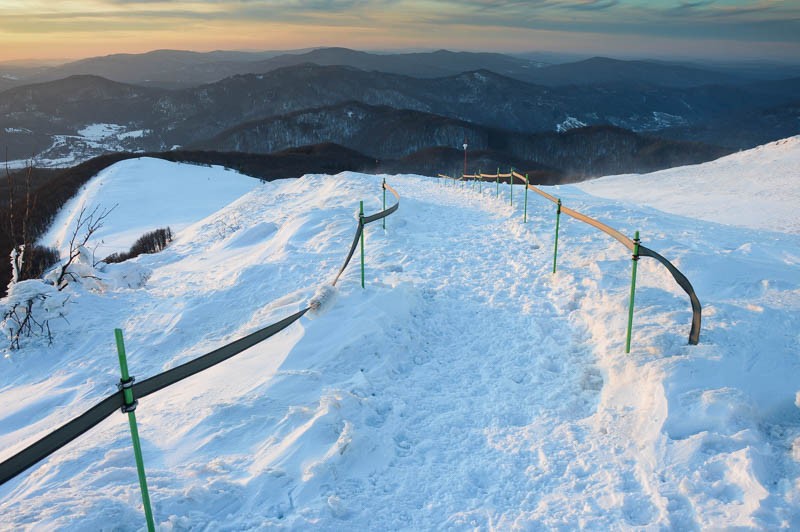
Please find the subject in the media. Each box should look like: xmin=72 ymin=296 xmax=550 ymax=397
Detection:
xmin=440 ymin=170 xmax=701 ymax=347
xmin=0 ymin=180 xmax=401 ymax=487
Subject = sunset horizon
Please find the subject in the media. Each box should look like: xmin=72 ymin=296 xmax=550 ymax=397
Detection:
xmin=2 ymin=1 xmax=799 ymax=64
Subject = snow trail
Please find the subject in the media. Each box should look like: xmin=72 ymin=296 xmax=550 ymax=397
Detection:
xmin=2 ymin=154 xmax=798 ymax=529
xmin=266 ymin=178 xmax=663 ymax=528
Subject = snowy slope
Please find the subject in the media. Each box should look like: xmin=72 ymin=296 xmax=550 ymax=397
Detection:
xmin=578 ymin=135 xmax=800 ymax=234
xmin=1 ymin=148 xmax=799 ymax=529
xmin=40 ymin=157 xmax=261 ymax=258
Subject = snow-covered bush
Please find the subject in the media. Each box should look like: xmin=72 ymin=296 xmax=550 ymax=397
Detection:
xmin=44 ymin=245 xmax=105 ymax=292
xmin=1 ymin=279 xmax=69 ymax=349
xmin=2 ymin=204 xmax=123 ymax=349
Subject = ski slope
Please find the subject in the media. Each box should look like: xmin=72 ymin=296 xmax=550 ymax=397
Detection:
xmin=1 ymin=146 xmax=799 ymax=529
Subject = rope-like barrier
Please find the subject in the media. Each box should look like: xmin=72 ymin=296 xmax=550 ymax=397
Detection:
xmin=0 ymin=180 xmax=400 ymax=487
xmin=440 ymin=170 xmax=700 ymax=345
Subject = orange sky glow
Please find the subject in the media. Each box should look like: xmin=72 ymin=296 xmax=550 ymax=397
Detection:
xmin=1 ymin=1 xmax=798 ymax=63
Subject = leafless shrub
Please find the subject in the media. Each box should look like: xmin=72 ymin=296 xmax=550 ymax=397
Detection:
xmin=54 ymin=204 xmax=116 ymax=289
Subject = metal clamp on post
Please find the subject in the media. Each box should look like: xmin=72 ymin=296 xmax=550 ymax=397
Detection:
xmin=114 ymin=328 xmax=156 ymax=530
xmin=118 ymin=376 xmax=138 ymax=413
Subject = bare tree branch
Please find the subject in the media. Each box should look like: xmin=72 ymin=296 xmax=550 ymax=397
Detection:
xmin=55 ymin=203 xmax=117 ymax=289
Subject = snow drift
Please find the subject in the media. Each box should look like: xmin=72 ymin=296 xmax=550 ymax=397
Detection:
xmin=1 ymin=146 xmax=798 ymax=529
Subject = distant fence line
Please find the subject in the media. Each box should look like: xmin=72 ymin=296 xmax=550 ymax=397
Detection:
xmin=439 ymin=170 xmax=701 ymax=347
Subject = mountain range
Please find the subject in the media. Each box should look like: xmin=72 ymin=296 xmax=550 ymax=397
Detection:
xmin=4 ymin=47 xmax=775 ymax=90
xmin=1 ymin=48 xmax=797 ymax=177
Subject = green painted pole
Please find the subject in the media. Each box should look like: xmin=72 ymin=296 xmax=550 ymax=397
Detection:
xmin=382 ymin=178 xmax=386 ymax=230
xmin=115 ymin=329 xmax=156 ymax=532
xmin=359 ymin=201 xmax=365 ymax=289
xmin=552 ymin=199 xmax=562 ymax=274
xmin=510 ymin=168 xmax=514 ymax=206
xmin=478 ymin=170 xmax=482 ymax=193
xmin=523 ymin=174 xmax=529 ymax=223
xmin=625 ymin=231 xmax=641 ymax=353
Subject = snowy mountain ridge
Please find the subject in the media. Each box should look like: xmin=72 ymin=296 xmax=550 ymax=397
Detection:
xmin=0 ymin=138 xmax=799 ymax=528
xmin=580 ymin=135 xmax=800 ymax=234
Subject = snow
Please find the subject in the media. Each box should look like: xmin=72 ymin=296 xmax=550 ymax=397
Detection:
xmin=556 ymin=116 xmax=587 ymax=133
xmin=1 ymin=139 xmax=799 ymax=529
xmin=116 ymin=129 xmax=150 ymax=140
xmin=76 ymin=124 xmax=151 ymax=141
xmin=77 ymin=123 xmax=126 ymax=140
xmin=649 ymin=111 xmax=688 ymax=129
xmin=579 ymin=135 xmax=800 ymax=234
xmin=39 ymin=157 xmax=261 ymax=257
xmin=3 ymin=125 xmax=155 ymax=170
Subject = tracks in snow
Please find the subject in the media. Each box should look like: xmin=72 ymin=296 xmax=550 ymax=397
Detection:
xmin=319 ymin=180 xmax=665 ymax=528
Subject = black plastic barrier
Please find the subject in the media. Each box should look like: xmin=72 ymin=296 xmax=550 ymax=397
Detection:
xmin=441 ymin=170 xmax=701 ymax=345
xmin=0 ymin=179 xmax=400 ymax=487
xmin=333 ymin=182 xmax=399 ymax=286
xmin=638 ymin=245 xmax=701 ymax=345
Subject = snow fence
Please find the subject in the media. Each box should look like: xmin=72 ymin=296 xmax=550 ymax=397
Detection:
xmin=439 ymin=170 xmax=701 ymax=347
xmin=0 ymin=179 xmax=401 ymax=528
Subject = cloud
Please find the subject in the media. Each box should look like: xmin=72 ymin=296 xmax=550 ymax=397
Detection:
xmin=564 ymin=1 xmax=619 ymax=11
xmin=0 ymin=0 xmax=798 ymax=61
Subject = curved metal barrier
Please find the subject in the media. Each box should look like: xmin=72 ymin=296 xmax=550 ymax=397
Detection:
xmin=0 ymin=179 xmax=400 ymax=487
xmin=439 ymin=170 xmax=701 ymax=345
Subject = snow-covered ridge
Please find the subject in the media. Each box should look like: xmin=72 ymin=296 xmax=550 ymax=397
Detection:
xmin=2 ymin=141 xmax=799 ymax=528
xmin=580 ymin=135 xmax=800 ymax=234
xmin=40 ymin=157 xmax=261 ymax=258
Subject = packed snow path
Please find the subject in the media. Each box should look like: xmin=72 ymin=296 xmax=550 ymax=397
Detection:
xmin=326 ymin=181 xmax=641 ymax=528
xmin=1 ymin=160 xmax=798 ymax=529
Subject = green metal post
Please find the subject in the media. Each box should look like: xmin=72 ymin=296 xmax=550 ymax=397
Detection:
xmin=382 ymin=178 xmax=386 ymax=230
xmin=478 ymin=170 xmax=482 ymax=193
xmin=523 ymin=174 xmax=529 ymax=223
xmin=510 ymin=168 xmax=514 ymax=206
xmin=625 ymin=231 xmax=641 ymax=353
xmin=552 ymin=199 xmax=562 ymax=274
xmin=359 ymin=201 xmax=365 ymax=288
xmin=115 ymin=329 xmax=156 ymax=532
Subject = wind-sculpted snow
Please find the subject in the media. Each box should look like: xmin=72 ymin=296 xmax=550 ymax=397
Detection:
xmin=580 ymin=135 xmax=800 ymax=234
xmin=40 ymin=157 xmax=261 ymax=259
xmin=1 ymin=149 xmax=799 ymax=528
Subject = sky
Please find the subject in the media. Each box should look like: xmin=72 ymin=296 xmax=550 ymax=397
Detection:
xmin=1 ymin=0 xmax=799 ymax=63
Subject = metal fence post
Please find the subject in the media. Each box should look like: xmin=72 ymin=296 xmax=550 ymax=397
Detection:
xmin=359 ymin=201 xmax=365 ymax=288
xmin=115 ymin=329 xmax=156 ymax=532
xmin=523 ymin=174 xmax=529 ymax=223
xmin=626 ymin=231 xmax=641 ymax=353
xmin=553 ymin=199 xmax=562 ymax=274
xmin=509 ymin=168 xmax=514 ymax=206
